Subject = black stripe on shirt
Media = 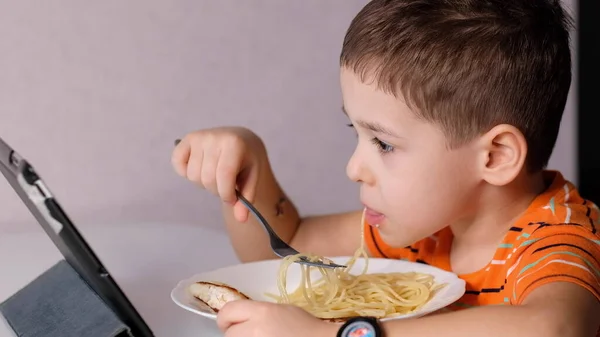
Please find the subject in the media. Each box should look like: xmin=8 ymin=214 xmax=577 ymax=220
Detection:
xmin=368 ymin=226 xmax=389 ymax=258
xmin=586 ymin=207 xmax=597 ymax=234
xmin=531 ymin=222 xmax=583 ymax=233
xmin=464 ymin=285 xmax=505 ymax=295
xmin=532 ymin=243 xmax=594 ymax=259
xmin=405 ymin=246 xmax=419 ymax=253
xmin=581 ymin=199 xmax=597 ymax=234
xmin=528 ymin=221 xmax=550 ymax=226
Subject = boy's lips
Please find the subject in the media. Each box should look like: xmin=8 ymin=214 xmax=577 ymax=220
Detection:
xmin=363 ymin=206 xmax=385 ymax=227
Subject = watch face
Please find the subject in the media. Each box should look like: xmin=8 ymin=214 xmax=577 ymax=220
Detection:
xmin=340 ymin=321 xmax=376 ymax=337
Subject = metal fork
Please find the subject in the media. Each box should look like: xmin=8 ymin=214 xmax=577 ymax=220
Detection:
xmin=174 ymin=138 xmax=345 ymax=269
xmin=235 ymin=190 xmax=346 ymax=269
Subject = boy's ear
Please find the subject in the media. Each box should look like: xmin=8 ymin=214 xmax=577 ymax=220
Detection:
xmin=477 ymin=124 xmax=528 ymax=186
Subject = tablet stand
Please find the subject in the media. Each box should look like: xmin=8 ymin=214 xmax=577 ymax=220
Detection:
xmin=0 ymin=260 xmax=131 ymax=337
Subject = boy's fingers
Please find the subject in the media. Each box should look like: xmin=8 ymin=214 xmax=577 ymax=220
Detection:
xmin=216 ymin=147 xmax=244 ymax=204
xmin=231 ymin=161 xmax=259 ymax=223
xmin=171 ymin=138 xmax=191 ymax=177
xmin=216 ymin=300 xmax=255 ymax=332
xmin=237 ymin=165 xmax=259 ymax=204
xmin=185 ymin=146 xmax=204 ymax=184
xmin=220 ymin=323 xmax=246 ymax=337
xmin=233 ymin=202 xmax=250 ymax=223
xmin=199 ymin=147 xmax=220 ymax=194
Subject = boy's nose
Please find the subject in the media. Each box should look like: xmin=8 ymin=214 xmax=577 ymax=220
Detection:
xmin=346 ymin=149 xmax=374 ymax=185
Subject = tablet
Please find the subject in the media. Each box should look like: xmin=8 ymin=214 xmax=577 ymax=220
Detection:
xmin=0 ymin=137 xmax=154 ymax=337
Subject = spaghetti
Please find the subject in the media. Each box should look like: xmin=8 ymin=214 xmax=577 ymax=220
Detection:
xmin=268 ymin=209 xmax=444 ymax=320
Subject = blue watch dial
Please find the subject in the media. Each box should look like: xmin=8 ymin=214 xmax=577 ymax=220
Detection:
xmin=339 ymin=320 xmax=377 ymax=337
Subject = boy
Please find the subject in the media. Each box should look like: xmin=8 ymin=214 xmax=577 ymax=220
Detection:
xmin=172 ymin=0 xmax=600 ymax=336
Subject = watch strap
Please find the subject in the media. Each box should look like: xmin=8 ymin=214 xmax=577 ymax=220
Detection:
xmin=336 ymin=317 xmax=383 ymax=337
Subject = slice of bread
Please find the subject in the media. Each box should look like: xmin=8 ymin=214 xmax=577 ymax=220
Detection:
xmin=188 ymin=281 xmax=251 ymax=312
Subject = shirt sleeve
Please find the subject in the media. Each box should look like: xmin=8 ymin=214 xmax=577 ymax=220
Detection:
xmin=508 ymin=225 xmax=600 ymax=304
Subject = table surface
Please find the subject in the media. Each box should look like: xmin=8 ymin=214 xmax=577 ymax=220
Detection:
xmin=0 ymin=223 xmax=240 ymax=337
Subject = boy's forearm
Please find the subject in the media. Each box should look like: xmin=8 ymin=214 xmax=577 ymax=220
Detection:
xmin=378 ymin=306 xmax=570 ymax=337
xmin=222 ymin=157 xmax=301 ymax=262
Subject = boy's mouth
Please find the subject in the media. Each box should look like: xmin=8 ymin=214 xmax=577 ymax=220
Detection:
xmin=363 ymin=206 xmax=385 ymax=227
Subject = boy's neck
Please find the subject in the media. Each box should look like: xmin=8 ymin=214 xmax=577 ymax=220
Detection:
xmin=450 ymin=171 xmax=547 ymax=247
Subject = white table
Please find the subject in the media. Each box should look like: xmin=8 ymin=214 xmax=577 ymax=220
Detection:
xmin=0 ymin=223 xmax=240 ymax=337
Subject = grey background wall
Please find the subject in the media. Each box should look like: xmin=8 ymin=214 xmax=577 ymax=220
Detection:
xmin=0 ymin=0 xmax=577 ymax=233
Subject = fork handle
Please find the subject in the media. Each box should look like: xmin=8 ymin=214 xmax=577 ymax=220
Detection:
xmin=235 ymin=190 xmax=285 ymax=243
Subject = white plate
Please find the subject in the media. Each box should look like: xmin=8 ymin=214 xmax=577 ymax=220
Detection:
xmin=171 ymin=257 xmax=466 ymax=321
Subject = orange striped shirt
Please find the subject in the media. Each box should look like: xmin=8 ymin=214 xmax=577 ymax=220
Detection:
xmin=365 ymin=171 xmax=600 ymax=332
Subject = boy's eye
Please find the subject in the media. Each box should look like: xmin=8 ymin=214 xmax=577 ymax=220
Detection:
xmin=347 ymin=123 xmax=394 ymax=153
xmin=371 ymin=137 xmax=394 ymax=154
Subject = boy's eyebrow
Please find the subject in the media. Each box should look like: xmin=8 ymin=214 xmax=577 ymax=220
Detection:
xmin=342 ymin=106 xmax=403 ymax=138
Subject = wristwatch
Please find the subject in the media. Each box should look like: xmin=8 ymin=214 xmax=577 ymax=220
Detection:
xmin=336 ymin=317 xmax=384 ymax=337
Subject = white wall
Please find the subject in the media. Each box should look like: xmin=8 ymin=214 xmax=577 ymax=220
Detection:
xmin=0 ymin=1 xmax=577 ymax=233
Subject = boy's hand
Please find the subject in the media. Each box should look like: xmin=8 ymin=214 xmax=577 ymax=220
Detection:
xmin=171 ymin=127 xmax=267 ymax=223
xmin=216 ymin=300 xmax=337 ymax=337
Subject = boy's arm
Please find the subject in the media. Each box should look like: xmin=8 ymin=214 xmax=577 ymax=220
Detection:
xmin=380 ymin=282 xmax=600 ymax=337
xmin=215 ymin=280 xmax=599 ymax=337
xmin=222 ymin=155 xmax=364 ymax=262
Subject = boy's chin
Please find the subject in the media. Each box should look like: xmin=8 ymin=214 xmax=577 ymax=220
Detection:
xmin=378 ymin=224 xmax=434 ymax=247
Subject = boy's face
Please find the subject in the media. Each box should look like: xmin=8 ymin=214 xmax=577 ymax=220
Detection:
xmin=340 ymin=68 xmax=482 ymax=246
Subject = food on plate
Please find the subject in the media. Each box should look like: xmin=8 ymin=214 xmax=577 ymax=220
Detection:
xmin=188 ymin=210 xmax=445 ymax=320
xmin=270 ymin=256 xmax=442 ymax=320
xmin=188 ymin=281 xmax=251 ymax=312
xmin=267 ymin=211 xmax=445 ymax=320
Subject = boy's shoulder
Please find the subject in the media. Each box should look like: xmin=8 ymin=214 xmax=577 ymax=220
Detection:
xmin=499 ymin=171 xmax=600 ymax=304
xmin=514 ymin=170 xmax=599 ymax=240
xmin=454 ymin=171 xmax=600 ymax=307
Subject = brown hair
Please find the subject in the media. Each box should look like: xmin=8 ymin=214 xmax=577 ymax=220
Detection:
xmin=340 ymin=0 xmax=573 ymax=171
